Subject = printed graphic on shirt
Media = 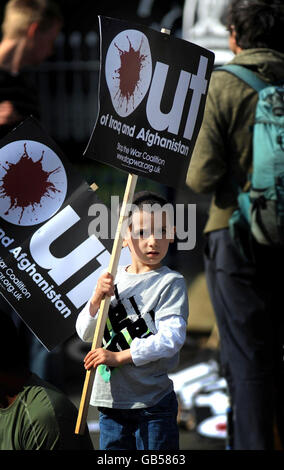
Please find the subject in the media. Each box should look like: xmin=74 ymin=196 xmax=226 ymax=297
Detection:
xmin=98 ymin=284 xmax=155 ymax=382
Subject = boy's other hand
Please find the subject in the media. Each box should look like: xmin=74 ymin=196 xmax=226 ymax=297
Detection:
xmin=84 ymin=347 xmax=132 ymax=370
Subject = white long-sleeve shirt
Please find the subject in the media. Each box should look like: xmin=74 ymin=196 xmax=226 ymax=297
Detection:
xmin=76 ymin=265 xmax=189 ymax=409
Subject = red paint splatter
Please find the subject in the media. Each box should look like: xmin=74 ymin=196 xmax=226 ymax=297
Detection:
xmin=216 ymin=422 xmax=226 ymax=431
xmin=0 ymin=143 xmax=61 ymax=224
xmin=114 ymin=36 xmax=147 ymax=111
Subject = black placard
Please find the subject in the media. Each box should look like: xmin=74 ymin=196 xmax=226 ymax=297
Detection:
xmin=84 ymin=16 xmax=215 ymax=188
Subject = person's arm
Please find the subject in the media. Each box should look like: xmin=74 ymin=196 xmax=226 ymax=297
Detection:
xmin=130 ymin=315 xmax=187 ymax=366
xmin=131 ymin=277 xmax=189 ymax=366
xmin=82 ymin=314 xmax=186 ymax=370
xmin=186 ymin=72 xmax=227 ymax=194
xmin=82 ymin=276 xmax=189 ymax=370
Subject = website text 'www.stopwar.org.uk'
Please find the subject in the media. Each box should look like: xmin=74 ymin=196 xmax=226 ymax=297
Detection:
xmin=0 ymin=266 xmax=30 ymax=301
xmin=116 ymin=151 xmax=163 ymax=174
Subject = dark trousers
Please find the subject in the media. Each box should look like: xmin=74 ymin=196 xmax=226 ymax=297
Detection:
xmin=204 ymin=229 xmax=284 ymax=450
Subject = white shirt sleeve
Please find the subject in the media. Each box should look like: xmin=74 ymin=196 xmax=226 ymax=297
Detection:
xmin=75 ymin=300 xmax=98 ymax=342
xmin=130 ymin=314 xmax=187 ymax=366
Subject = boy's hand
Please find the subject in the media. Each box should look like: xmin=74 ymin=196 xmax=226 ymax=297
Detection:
xmin=84 ymin=348 xmax=132 ymax=370
xmin=89 ymin=272 xmax=114 ymax=317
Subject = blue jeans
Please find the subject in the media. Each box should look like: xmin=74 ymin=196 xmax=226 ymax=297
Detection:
xmin=98 ymin=391 xmax=179 ymax=450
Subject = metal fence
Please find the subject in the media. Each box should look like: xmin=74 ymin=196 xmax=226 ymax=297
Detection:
xmin=31 ymin=31 xmax=100 ymax=145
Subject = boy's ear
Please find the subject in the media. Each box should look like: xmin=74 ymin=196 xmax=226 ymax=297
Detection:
xmin=122 ymin=225 xmax=131 ymax=247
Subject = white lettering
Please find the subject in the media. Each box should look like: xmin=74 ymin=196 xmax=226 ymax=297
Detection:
xmin=30 ymin=205 xmax=106 ymax=285
xmin=145 ymin=56 xmax=208 ymax=141
xmin=146 ymin=62 xmax=191 ymax=136
xmin=66 ymin=249 xmax=110 ymax=308
xmin=184 ymin=56 xmax=208 ymax=140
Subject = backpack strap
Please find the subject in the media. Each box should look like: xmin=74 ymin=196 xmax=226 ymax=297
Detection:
xmin=216 ymin=64 xmax=267 ymax=93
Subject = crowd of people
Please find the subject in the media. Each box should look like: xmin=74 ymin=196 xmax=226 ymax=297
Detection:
xmin=0 ymin=0 xmax=283 ymax=451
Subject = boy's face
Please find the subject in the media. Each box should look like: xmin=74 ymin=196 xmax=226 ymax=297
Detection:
xmin=123 ymin=209 xmax=174 ymax=272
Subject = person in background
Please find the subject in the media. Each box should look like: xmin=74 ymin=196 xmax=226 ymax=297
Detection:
xmin=0 ymin=312 xmax=94 ymax=450
xmin=0 ymin=0 xmax=62 ymax=138
xmin=186 ymin=0 xmax=284 ymax=450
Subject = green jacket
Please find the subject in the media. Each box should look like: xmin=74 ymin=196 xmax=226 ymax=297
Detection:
xmin=186 ymin=48 xmax=284 ymax=233
xmin=0 ymin=374 xmax=94 ymax=450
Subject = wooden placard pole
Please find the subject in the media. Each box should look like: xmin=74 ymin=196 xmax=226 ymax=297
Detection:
xmin=75 ymin=172 xmax=138 ymax=434
xmin=75 ymin=26 xmax=171 ymax=435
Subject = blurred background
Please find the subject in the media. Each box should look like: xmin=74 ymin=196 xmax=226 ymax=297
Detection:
xmin=0 ymin=0 xmax=234 ymax=450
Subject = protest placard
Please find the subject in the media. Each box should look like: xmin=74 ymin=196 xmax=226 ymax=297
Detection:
xmin=0 ymin=117 xmax=130 ymax=350
xmin=85 ymin=16 xmax=215 ymax=188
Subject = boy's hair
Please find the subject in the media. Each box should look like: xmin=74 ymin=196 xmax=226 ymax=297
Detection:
xmin=132 ymin=190 xmax=168 ymax=209
xmin=226 ymin=0 xmax=284 ymax=53
xmin=2 ymin=0 xmax=63 ymax=39
xmin=126 ymin=191 xmax=175 ymax=237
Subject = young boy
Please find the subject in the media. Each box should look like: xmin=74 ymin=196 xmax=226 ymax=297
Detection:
xmin=76 ymin=191 xmax=189 ymax=450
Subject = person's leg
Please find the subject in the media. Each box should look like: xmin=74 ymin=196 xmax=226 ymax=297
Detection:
xmin=255 ymin=244 xmax=284 ymax=449
xmin=274 ymin=321 xmax=284 ymax=448
xmin=136 ymin=391 xmax=179 ymax=450
xmin=204 ymin=229 xmax=274 ymax=450
xmin=98 ymin=408 xmax=137 ymax=450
